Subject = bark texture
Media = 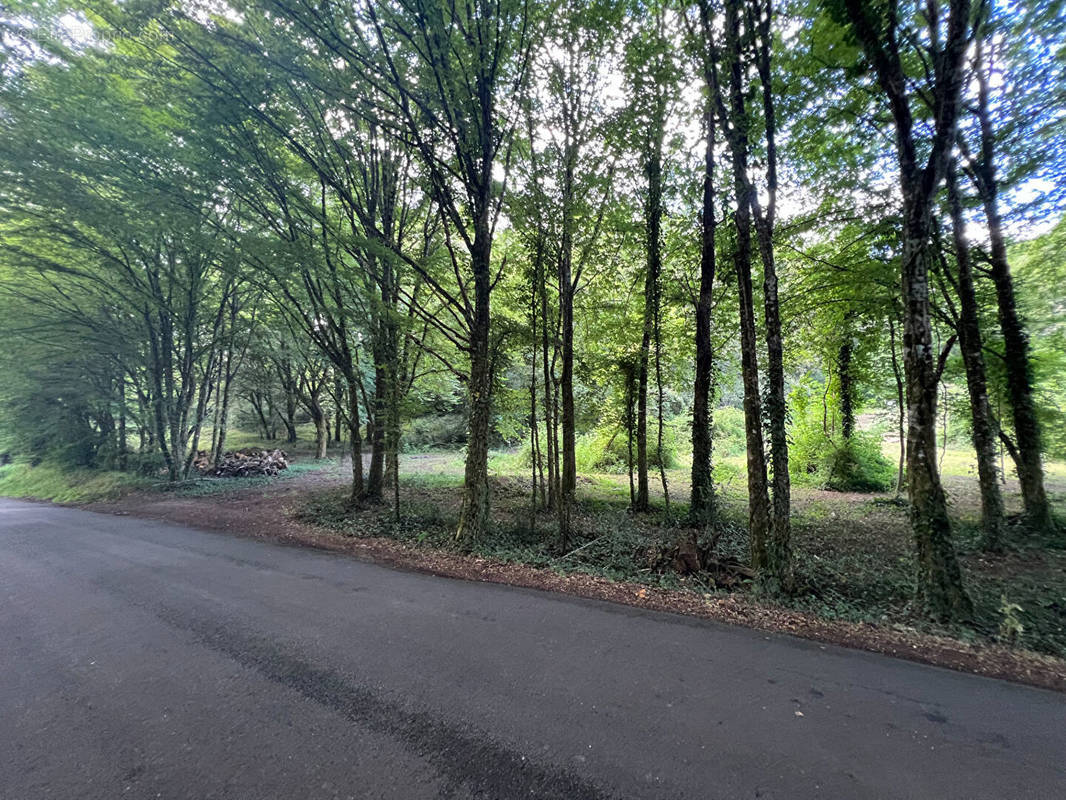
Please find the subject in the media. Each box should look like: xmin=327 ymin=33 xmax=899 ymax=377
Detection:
xmin=720 ymin=0 xmax=772 ymax=568
xmin=690 ymin=73 xmax=717 ymax=527
xmin=970 ymin=33 xmax=1051 ymax=530
xmin=947 ymin=160 xmax=1005 ymax=548
xmin=843 ymin=0 xmax=973 ymax=619
xmin=634 ymin=118 xmax=665 ymax=513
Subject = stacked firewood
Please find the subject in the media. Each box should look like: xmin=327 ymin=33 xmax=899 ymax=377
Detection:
xmin=194 ymin=448 xmax=289 ymax=477
xmin=191 ymin=450 xmax=214 ymax=473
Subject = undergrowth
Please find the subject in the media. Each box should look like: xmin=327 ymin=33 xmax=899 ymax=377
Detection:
xmin=0 ymin=460 xmax=148 ymax=503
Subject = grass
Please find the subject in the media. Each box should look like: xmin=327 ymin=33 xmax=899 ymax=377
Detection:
xmin=201 ymin=423 xmax=344 ymax=456
xmin=0 ymin=461 xmax=149 ymax=503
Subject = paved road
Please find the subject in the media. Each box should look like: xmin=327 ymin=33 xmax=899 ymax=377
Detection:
xmin=1 ymin=499 xmax=1063 ymax=799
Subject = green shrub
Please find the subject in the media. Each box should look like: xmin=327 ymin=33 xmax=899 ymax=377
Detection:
xmin=790 ymin=426 xmax=895 ymax=492
xmin=402 ymin=413 xmax=467 ymax=451
xmin=711 ymin=406 xmax=748 ymax=458
xmin=503 ymin=418 xmax=682 ymax=475
xmin=574 ymin=419 xmax=681 ymax=474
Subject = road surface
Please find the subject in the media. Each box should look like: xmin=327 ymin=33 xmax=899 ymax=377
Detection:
xmin=1 ymin=498 xmax=1063 ymax=799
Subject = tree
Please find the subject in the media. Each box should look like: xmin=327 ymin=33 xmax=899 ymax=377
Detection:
xmin=840 ymin=0 xmax=973 ymax=619
xmin=514 ymin=0 xmax=618 ymax=543
xmin=0 ymin=51 xmax=240 ymax=481
xmin=359 ymin=0 xmax=534 ymax=539
xmin=688 ymin=0 xmax=720 ymax=528
xmin=956 ymin=0 xmax=1059 ymax=531
xmin=708 ymin=0 xmax=791 ymax=583
xmin=626 ymin=2 xmax=676 ymax=513
xmin=943 ymin=159 xmax=1006 ymax=548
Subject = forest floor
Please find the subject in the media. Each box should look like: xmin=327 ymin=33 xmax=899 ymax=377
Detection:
xmin=55 ymin=441 xmax=1066 ymax=692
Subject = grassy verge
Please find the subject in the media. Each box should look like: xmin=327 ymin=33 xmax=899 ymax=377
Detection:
xmin=0 ymin=451 xmax=336 ymax=502
xmin=0 ymin=461 xmax=149 ymax=503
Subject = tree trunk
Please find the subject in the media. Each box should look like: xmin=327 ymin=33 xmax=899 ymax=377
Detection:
xmin=635 ymin=299 xmax=651 ymax=512
xmin=333 ymin=377 xmax=344 ymax=443
xmin=282 ymin=400 xmax=297 ymax=444
xmin=721 ymin=0 xmax=771 ymax=567
xmin=972 ymin=39 xmax=1051 ymax=530
xmin=842 ymin=0 xmax=972 ymax=621
xmin=947 ymin=160 xmax=1005 ymax=548
xmin=902 ymin=232 xmax=971 ymax=619
xmin=690 ymin=86 xmax=717 ymax=526
xmin=748 ymin=0 xmax=792 ymax=589
xmin=889 ymin=316 xmax=906 ymax=496
xmin=558 ymin=209 xmax=576 ymax=546
xmin=654 ymin=279 xmax=669 ymax=512
xmin=385 ymin=359 xmax=402 ymax=521
xmin=365 ymin=356 xmax=388 ymax=502
xmin=118 ymin=373 xmax=128 ymax=471
xmin=539 ymin=253 xmax=558 ymax=512
xmin=212 ymin=365 xmax=232 ymax=466
xmin=529 ymin=275 xmax=544 ymax=513
xmin=457 ymin=231 xmax=492 ymax=542
xmin=313 ymin=404 xmax=328 ymax=460
xmin=529 ymin=352 xmax=540 ymax=522
xmin=626 ymin=363 xmax=636 ymax=507
xmin=838 ymin=334 xmax=855 ymax=441
xmin=635 ymin=123 xmax=664 ymax=513
xmin=346 ymin=372 xmax=364 ymax=505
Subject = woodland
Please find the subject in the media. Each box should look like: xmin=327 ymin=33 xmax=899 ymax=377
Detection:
xmin=1 ymin=0 xmax=1065 ymax=644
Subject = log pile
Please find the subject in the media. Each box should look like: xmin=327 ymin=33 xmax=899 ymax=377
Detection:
xmin=193 ymin=447 xmax=289 ymax=477
xmin=191 ymin=450 xmax=213 ymax=473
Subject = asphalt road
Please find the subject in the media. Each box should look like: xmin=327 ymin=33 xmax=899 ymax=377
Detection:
xmin=1 ymin=498 xmax=1064 ymax=799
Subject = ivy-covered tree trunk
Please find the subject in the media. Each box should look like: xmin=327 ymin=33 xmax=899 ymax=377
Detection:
xmin=901 ymin=224 xmax=971 ymax=618
xmin=345 ymin=371 xmax=364 ymax=506
xmin=732 ymin=215 xmax=772 ymax=567
xmin=748 ymin=0 xmax=793 ymax=589
xmin=529 ymin=275 xmax=542 ymax=514
xmin=634 ymin=138 xmax=664 ymax=513
xmin=838 ymin=328 xmax=855 ymax=441
xmin=843 ymin=0 xmax=972 ymax=621
xmin=889 ymin=316 xmax=906 ymax=495
xmin=721 ymin=0 xmax=772 ymax=567
xmin=457 ymin=228 xmax=493 ymax=542
xmin=690 ymin=99 xmax=716 ymax=527
xmin=539 ymin=253 xmax=558 ymax=512
xmin=365 ymin=350 xmax=388 ymax=502
xmin=625 ymin=361 xmax=636 ymax=507
xmin=558 ymin=170 xmax=577 ymax=546
xmin=947 ymin=160 xmax=1005 ymax=549
xmin=971 ymin=41 xmax=1051 ymax=531
xmin=382 ymin=291 xmax=403 ymax=517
